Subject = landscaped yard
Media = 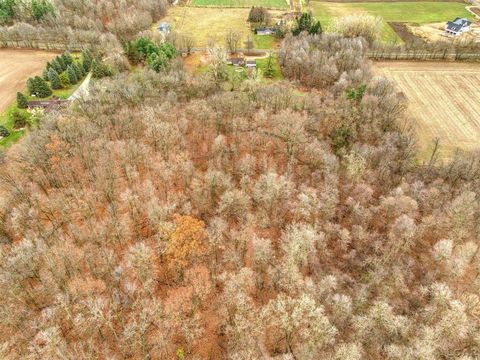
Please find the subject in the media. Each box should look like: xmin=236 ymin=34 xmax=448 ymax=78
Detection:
xmin=311 ymin=1 xmax=473 ymax=43
xmin=190 ymin=0 xmax=287 ymax=9
xmin=159 ymin=7 xmax=283 ymax=47
xmin=253 ymin=34 xmax=279 ymax=49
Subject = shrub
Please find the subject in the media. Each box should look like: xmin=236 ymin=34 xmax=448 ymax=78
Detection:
xmin=333 ymin=14 xmax=382 ymax=44
xmin=248 ymin=6 xmax=270 ymax=24
xmin=11 ymin=110 xmax=28 ymax=129
xmin=0 ymin=125 xmax=9 ymax=137
xmin=16 ymin=92 xmax=28 ymax=109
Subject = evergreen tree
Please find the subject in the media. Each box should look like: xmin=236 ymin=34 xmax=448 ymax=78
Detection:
xmin=91 ymin=60 xmax=112 ymax=79
xmin=48 ymin=68 xmax=62 ymax=89
xmin=33 ymin=76 xmax=52 ymax=98
xmin=0 ymin=125 xmax=9 ymax=138
xmin=67 ymin=65 xmax=78 ymax=84
xmin=50 ymin=58 xmax=63 ymax=73
xmin=59 ymin=72 xmax=70 ymax=88
xmin=72 ymin=62 xmax=83 ymax=80
xmin=82 ymin=49 xmax=93 ymax=72
xmin=292 ymin=12 xmax=322 ymax=36
xmin=56 ymin=55 xmax=66 ymax=71
xmin=62 ymin=51 xmax=73 ymax=66
xmin=264 ymin=53 xmax=275 ymax=78
xmin=11 ymin=110 xmax=28 ymax=129
xmin=16 ymin=92 xmax=28 ymax=109
xmin=26 ymin=78 xmax=35 ymax=95
xmin=42 ymin=67 xmax=49 ymax=81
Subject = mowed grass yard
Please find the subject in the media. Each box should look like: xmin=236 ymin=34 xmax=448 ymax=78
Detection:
xmin=190 ymin=0 xmax=287 ymax=8
xmin=311 ymin=1 xmax=473 ymax=43
xmin=160 ymin=7 xmax=283 ymax=47
xmin=375 ymin=61 xmax=480 ymax=159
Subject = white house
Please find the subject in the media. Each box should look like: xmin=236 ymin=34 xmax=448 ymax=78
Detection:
xmin=445 ymin=17 xmax=471 ymax=36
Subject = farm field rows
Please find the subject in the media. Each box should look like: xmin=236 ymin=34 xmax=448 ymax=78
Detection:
xmin=375 ymin=61 xmax=480 ymax=159
xmin=190 ymin=0 xmax=288 ymax=8
xmin=310 ymin=1 xmax=473 ymax=43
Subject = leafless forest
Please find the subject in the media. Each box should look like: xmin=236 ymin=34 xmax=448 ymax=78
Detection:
xmin=0 ymin=29 xmax=479 ymax=359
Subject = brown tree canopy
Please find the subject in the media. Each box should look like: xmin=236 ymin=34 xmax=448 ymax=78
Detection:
xmin=0 ymin=37 xmax=479 ymax=359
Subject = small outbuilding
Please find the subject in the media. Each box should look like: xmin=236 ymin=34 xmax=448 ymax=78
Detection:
xmin=157 ymin=22 xmax=171 ymax=33
xmin=245 ymin=60 xmax=256 ymax=68
xmin=227 ymin=57 xmax=245 ymax=66
xmin=445 ymin=18 xmax=471 ymax=36
xmin=255 ymin=27 xmax=276 ymax=36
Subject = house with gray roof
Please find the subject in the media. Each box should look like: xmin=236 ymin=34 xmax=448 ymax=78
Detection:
xmin=445 ymin=18 xmax=471 ymax=36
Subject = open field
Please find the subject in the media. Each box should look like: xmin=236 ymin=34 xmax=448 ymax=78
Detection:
xmin=311 ymin=1 xmax=473 ymax=43
xmin=160 ymin=7 xmax=283 ymax=47
xmin=0 ymin=49 xmax=57 ymax=114
xmin=375 ymin=61 xmax=480 ymax=159
xmin=190 ymin=0 xmax=288 ymax=8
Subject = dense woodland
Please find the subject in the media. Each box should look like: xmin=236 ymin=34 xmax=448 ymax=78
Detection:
xmin=0 ymin=32 xmax=479 ymax=359
xmin=0 ymin=0 xmax=168 ymax=50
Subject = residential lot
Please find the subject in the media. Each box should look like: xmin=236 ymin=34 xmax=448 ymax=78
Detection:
xmin=375 ymin=61 xmax=480 ymax=159
xmin=311 ymin=1 xmax=474 ymax=43
xmin=161 ymin=7 xmax=283 ymax=47
xmin=0 ymin=49 xmax=57 ymax=114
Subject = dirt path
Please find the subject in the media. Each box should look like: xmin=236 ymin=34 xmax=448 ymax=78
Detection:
xmin=0 ymin=49 xmax=57 ymax=113
xmin=69 ymin=73 xmax=92 ymax=101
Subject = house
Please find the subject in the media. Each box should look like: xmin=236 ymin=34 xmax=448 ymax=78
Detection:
xmin=227 ymin=57 xmax=245 ymax=66
xmin=255 ymin=27 xmax=276 ymax=36
xmin=27 ymin=97 xmax=69 ymax=111
xmin=245 ymin=60 xmax=256 ymax=68
xmin=157 ymin=22 xmax=171 ymax=33
xmin=445 ymin=18 xmax=471 ymax=36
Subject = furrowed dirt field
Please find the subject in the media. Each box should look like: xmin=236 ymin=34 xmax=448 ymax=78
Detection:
xmin=375 ymin=61 xmax=480 ymax=159
xmin=0 ymin=49 xmax=57 ymax=113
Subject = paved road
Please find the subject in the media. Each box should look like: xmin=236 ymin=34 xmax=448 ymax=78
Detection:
xmin=69 ymin=72 xmax=91 ymax=101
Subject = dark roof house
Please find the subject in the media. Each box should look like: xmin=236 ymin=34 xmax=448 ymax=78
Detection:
xmin=27 ymin=97 xmax=70 ymax=111
xmin=227 ymin=57 xmax=245 ymax=66
xmin=445 ymin=17 xmax=471 ymax=35
xmin=255 ymin=27 xmax=276 ymax=36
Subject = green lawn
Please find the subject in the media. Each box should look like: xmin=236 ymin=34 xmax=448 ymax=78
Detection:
xmin=190 ymin=0 xmax=288 ymax=9
xmin=311 ymin=1 xmax=473 ymax=43
xmin=253 ymin=34 xmax=279 ymax=49
xmin=257 ymin=55 xmax=283 ymax=80
xmin=0 ymin=78 xmax=83 ymax=148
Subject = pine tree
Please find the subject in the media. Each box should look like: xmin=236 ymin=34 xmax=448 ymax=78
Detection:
xmin=60 ymin=72 xmax=70 ymax=88
xmin=72 ymin=62 xmax=83 ymax=80
xmin=48 ymin=68 xmax=62 ymax=89
xmin=82 ymin=49 xmax=93 ymax=72
xmin=67 ymin=65 xmax=78 ymax=84
xmin=92 ymin=60 xmax=111 ymax=79
xmin=27 ymin=78 xmax=35 ymax=95
xmin=62 ymin=51 xmax=73 ymax=66
xmin=16 ymin=92 xmax=28 ymax=109
xmin=51 ymin=58 xmax=63 ymax=73
xmin=264 ymin=53 xmax=275 ymax=79
xmin=42 ymin=67 xmax=49 ymax=81
xmin=56 ymin=56 xmax=66 ymax=72
xmin=33 ymin=76 xmax=52 ymax=98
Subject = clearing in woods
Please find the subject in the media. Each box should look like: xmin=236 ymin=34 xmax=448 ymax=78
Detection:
xmin=160 ymin=7 xmax=284 ymax=47
xmin=0 ymin=49 xmax=57 ymax=113
xmin=375 ymin=61 xmax=480 ymax=159
xmin=190 ymin=0 xmax=288 ymax=8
